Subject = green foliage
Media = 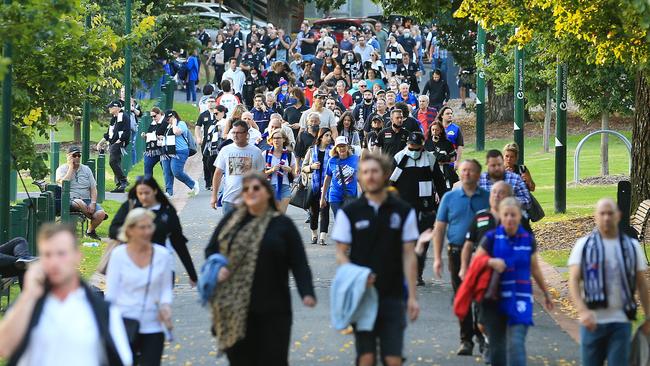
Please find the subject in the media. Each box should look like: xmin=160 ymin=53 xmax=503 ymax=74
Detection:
xmin=568 ymin=64 xmax=634 ymax=121
xmin=0 ymin=0 xmax=123 ymax=180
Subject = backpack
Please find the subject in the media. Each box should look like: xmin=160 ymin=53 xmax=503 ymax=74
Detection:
xmin=177 ymin=61 xmax=189 ymax=81
xmin=182 ymin=129 xmax=198 ymax=156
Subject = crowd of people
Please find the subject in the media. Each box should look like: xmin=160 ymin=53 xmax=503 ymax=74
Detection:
xmin=0 ymin=16 xmax=648 ymax=366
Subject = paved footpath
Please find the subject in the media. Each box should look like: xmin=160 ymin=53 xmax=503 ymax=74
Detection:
xmin=162 ymin=188 xmax=579 ymax=365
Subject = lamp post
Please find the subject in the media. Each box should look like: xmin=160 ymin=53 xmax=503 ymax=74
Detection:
xmin=514 ymin=40 xmax=525 ymax=164
xmin=555 ymin=61 xmax=568 ymax=213
xmin=82 ymin=13 xmax=92 ymax=163
xmin=475 ymin=24 xmax=486 ymax=151
xmin=1 ymin=0 xmax=13 ymax=243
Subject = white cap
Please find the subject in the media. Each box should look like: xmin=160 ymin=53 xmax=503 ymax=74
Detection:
xmin=335 ymin=136 xmax=348 ymax=146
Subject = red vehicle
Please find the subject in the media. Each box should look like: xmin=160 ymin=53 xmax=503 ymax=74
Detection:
xmin=312 ymin=18 xmax=378 ymax=43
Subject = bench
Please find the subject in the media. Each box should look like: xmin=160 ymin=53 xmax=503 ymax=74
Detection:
xmin=0 ymin=276 xmax=18 ymax=314
xmin=631 ymin=199 xmax=650 ymax=264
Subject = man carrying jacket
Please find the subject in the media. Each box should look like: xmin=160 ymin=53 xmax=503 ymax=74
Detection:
xmin=332 ymin=152 xmax=419 ymax=366
xmin=98 ymin=100 xmax=130 ymax=193
xmin=0 ymin=224 xmax=132 ymax=366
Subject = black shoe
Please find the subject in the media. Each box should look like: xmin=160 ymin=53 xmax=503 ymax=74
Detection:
xmin=110 ymin=186 xmax=125 ymax=193
xmin=15 ymin=256 xmax=38 ymax=270
xmin=417 ymin=277 xmax=425 ymax=286
xmin=205 ymin=185 xmax=212 ymax=191
xmin=457 ymin=341 xmax=473 ymax=356
xmin=319 ymin=239 xmax=327 ymax=246
xmin=311 ymin=237 xmax=318 ymax=245
xmin=86 ymin=230 xmax=102 ymax=240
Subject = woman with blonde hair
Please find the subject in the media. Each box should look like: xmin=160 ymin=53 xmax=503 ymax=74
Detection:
xmin=206 ymin=173 xmax=315 ymax=365
xmin=263 ymin=129 xmax=296 ymax=213
xmin=503 ymin=142 xmax=535 ymax=192
xmin=320 ymin=135 xmax=359 ymax=217
xmin=106 ymin=208 xmax=174 ymax=366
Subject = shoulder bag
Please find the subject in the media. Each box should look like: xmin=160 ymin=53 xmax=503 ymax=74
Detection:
xmin=123 ymin=248 xmax=154 ymax=344
xmin=520 ymin=165 xmax=545 ymax=222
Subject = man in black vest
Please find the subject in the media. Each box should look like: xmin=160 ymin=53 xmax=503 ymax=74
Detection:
xmin=195 ymin=98 xmax=219 ymax=190
xmin=0 ymin=224 xmax=132 ymax=365
xmin=377 ymin=109 xmax=410 ymax=159
xmin=332 ymin=153 xmax=420 ymax=366
xmin=98 ymin=100 xmax=131 ymax=193
xmin=389 ymin=131 xmax=438 ymax=286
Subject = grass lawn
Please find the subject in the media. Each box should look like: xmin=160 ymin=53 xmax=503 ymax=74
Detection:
xmin=462 ymin=132 xmax=632 ymax=221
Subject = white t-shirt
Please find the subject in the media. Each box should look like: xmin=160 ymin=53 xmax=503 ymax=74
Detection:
xmin=55 ymin=164 xmax=97 ymax=200
xmin=18 ymin=288 xmax=132 ymax=366
xmin=214 ymin=143 xmax=266 ymax=204
xmin=105 ymin=245 xmax=174 ymax=334
xmin=568 ymin=235 xmax=647 ymax=324
xmin=298 ymin=108 xmax=337 ymax=130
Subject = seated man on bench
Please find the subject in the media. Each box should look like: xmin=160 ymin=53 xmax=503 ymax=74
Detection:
xmin=0 ymin=237 xmax=36 ymax=288
xmin=56 ymin=146 xmax=107 ymax=240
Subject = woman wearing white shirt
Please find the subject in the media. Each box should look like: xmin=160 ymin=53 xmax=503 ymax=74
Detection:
xmin=106 ymin=208 xmax=174 ymax=366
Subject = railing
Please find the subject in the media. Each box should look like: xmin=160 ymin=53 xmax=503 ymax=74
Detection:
xmin=573 ymin=129 xmax=632 ymax=183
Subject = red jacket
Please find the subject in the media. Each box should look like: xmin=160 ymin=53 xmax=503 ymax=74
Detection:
xmin=453 ymin=254 xmax=492 ymax=320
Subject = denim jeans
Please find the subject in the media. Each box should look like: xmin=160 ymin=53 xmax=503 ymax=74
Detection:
xmin=143 ymin=155 xmax=161 ymax=177
xmin=222 ymin=201 xmax=236 ymax=216
xmin=160 ymin=150 xmax=195 ymax=195
xmin=481 ymin=301 xmax=529 ymax=366
xmin=580 ymin=322 xmax=631 ymax=366
xmin=330 ymin=201 xmax=343 ymax=217
xmin=186 ymin=79 xmax=197 ymax=102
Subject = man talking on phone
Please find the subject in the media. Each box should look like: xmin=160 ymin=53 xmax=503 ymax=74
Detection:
xmin=0 ymin=224 xmax=133 ymax=366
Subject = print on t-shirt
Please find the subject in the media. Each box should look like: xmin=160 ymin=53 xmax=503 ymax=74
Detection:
xmin=228 ymin=156 xmax=253 ymax=175
xmin=335 ymin=164 xmax=355 ymax=186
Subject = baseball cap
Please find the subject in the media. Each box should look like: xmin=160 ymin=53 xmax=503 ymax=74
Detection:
xmin=407 ymin=131 xmax=425 ymax=145
xmin=279 ymin=78 xmax=288 ymax=86
xmin=106 ymin=100 xmax=121 ymax=109
xmin=67 ymin=146 xmax=81 ymax=154
xmin=334 ymin=136 xmax=349 ymax=146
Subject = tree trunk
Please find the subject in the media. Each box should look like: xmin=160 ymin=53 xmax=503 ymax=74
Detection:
xmin=487 ymin=81 xmax=514 ymax=123
xmin=631 ymin=72 xmax=650 ymax=211
xmin=600 ymin=110 xmax=609 ymax=176
xmin=266 ymin=0 xmax=292 ymax=33
xmin=543 ymin=86 xmax=551 ymax=153
xmin=73 ymin=118 xmax=81 ymax=143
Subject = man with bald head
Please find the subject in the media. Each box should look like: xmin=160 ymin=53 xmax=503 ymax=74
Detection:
xmin=568 ymin=198 xmax=650 ymax=365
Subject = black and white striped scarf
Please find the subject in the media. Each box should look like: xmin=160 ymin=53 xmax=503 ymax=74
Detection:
xmin=581 ymin=230 xmax=638 ymax=320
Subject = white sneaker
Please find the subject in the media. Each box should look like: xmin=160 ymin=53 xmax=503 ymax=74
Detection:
xmin=191 ymin=181 xmax=200 ymax=195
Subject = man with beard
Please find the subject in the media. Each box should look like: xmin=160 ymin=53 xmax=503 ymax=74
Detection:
xmin=377 ymin=109 xmax=410 ymax=159
xmin=332 ymin=152 xmax=420 ymax=366
xmin=479 ymin=150 xmax=531 ymax=214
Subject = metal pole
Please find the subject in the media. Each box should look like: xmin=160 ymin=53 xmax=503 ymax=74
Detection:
xmin=555 ymin=61 xmax=568 ymax=213
xmin=82 ymin=13 xmax=92 ymax=163
xmin=123 ymin=0 xmax=133 ymax=175
xmin=249 ymin=0 xmax=253 ymax=32
xmin=1 ymin=0 xmax=13 ymax=243
xmin=475 ymin=24 xmax=486 ymax=151
xmin=514 ymin=41 xmax=525 ymax=164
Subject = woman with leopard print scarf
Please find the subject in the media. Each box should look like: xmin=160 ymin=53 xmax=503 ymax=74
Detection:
xmin=205 ymin=173 xmax=316 ymax=365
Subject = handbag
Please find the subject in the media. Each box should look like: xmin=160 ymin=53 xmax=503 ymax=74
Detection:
xmin=338 ymin=160 xmax=356 ymax=206
xmin=519 ymin=165 xmax=545 ymax=222
xmin=123 ymin=248 xmax=154 ymax=344
xmin=290 ymin=180 xmax=310 ymax=209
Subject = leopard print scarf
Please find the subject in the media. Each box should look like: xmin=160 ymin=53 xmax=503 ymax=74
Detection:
xmin=211 ymin=206 xmax=277 ymax=352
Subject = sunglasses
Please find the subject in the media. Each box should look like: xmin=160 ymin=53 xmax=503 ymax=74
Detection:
xmin=71 ymin=153 xmax=81 ymax=158
xmin=242 ymin=184 xmax=262 ymax=193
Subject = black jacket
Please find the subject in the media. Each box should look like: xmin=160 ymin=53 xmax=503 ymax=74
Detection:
xmin=422 ymin=79 xmax=450 ymax=107
xmin=109 ymin=200 xmax=198 ymax=282
xmin=104 ymin=111 xmax=131 ymax=146
xmin=206 ymin=213 xmax=315 ymax=314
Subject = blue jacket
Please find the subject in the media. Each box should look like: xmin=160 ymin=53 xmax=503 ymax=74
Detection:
xmin=187 ymin=55 xmax=200 ymax=81
xmin=198 ymin=253 xmax=228 ymax=306
xmin=330 ymin=263 xmax=378 ymax=331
